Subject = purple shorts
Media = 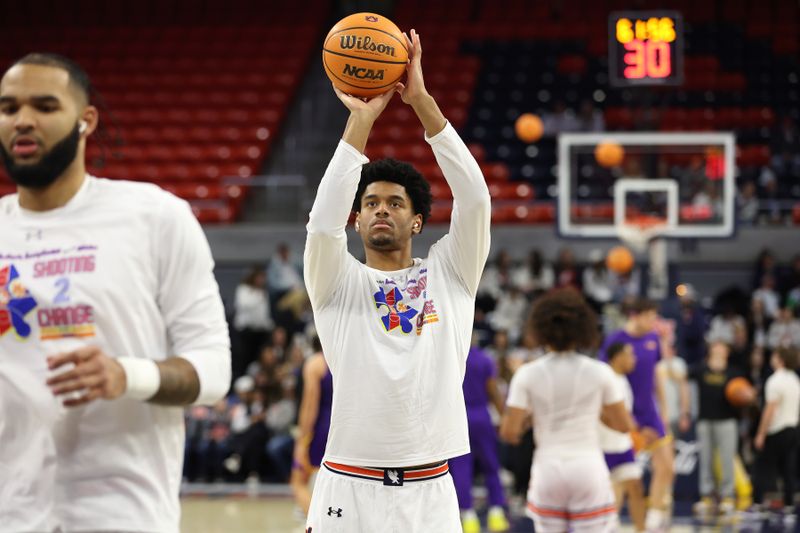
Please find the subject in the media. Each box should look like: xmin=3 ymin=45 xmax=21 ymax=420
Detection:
xmin=634 ymin=409 xmax=667 ymax=438
xmin=604 ymin=449 xmax=636 ymax=471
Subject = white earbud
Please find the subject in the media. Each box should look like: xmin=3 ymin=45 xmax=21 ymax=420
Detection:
xmin=79 ymin=121 xmax=87 ymax=134
xmin=355 ymin=222 xmax=360 ymax=231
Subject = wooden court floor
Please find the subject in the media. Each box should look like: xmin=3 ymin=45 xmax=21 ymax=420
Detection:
xmin=180 ymin=496 xmax=777 ymax=532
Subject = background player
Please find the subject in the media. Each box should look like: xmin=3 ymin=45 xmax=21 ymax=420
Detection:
xmin=599 ymin=341 xmax=647 ymax=533
xmin=450 ymin=341 xmax=510 ymax=533
xmin=0 ymin=53 xmax=231 ymax=532
xmin=303 ymin=29 xmax=491 ymax=532
xmin=601 ymin=298 xmax=675 ymax=531
xmin=290 ymin=337 xmax=332 ymax=516
xmin=500 ymin=289 xmax=635 ymax=533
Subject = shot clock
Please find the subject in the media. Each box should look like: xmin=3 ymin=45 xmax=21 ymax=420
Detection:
xmin=609 ymin=11 xmax=683 ymax=87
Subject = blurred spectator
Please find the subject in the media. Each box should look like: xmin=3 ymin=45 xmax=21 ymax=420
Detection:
xmin=781 ymin=254 xmax=800 ymax=305
xmin=542 ymin=100 xmax=579 ymax=136
xmin=247 ymin=344 xmax=281 ymax=388
xmin=693 ymin=183 xmax=724 ymax=221
xmin=766 ymin=307 xmax=800 ymax=349
xmin=736 ymin=181 xmax=759 ymax=225
xmin=511 ymin=248 xmax=554 ymax=297
xmin=707 ymin=305 xmax=747 ymax=350
xmin=271 ymin=326 xmax=290 ymax=361
xmin=610 ymin=268 xmax=642 ymax=303
xmin=267 ymin=242 xmax=305 ymax=331
xmin=690 ymin=342 xmax=746 ymax=516
xmin=233 ymin=266 xmax=273 ymax=379
xmin=553 ymin=247 xmax=581 ymax=289
xmin=752 ymin=274 xmax=780 ymax=319
xmin=486 ymin=329 xmax=511 ymax=369
xmin=478 ymin=249 xmax=515 ymax=305
xmin=752 ymin=249 xmax=779 ymax=291
xmin=582 ymin=249 xmax=613 ymax=311
xmin=184 ymin=400 xmax=232 ymax=482
xmin=673 ymin=285 xmax=707 ymax=365
xmin=489 ymin=286 xmax=528 ymax=344
xmin=747 ymin=297 xmax=772 ymax=350
xmin=472 ymin=307 xmax=495 ymax=348
xmin=225 ymin=376 xmax=269 ymax=483
xmin=576 ymin=99 xmax=605 ymax=132
xmin=656 ymin=335 xmax=691 ymax=438
xmin=264 ymin=381 xmax=297 ymax=482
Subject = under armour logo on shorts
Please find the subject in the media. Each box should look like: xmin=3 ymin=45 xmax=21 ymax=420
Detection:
xmin=328 ymin=507 xmax=343 ymax=517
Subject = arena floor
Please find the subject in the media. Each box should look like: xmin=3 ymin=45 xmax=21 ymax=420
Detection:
xmin=179 ymin=485 xmax=798 ymax=532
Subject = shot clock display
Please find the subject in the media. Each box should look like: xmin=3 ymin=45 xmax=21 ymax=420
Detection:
xmin=609 ymin=11 xmax=683 ymax=87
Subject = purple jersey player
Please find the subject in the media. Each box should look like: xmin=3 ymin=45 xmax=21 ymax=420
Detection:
xmin=600 ymin=298 xmax=675 ymax=532
xmin=450 ymin=344 xmax=509 ymax=533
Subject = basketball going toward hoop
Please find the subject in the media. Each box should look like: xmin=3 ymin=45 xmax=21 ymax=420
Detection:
xmin=515 ymin=113 xmax=544 ymax=143
xmin=595 ymin=141 xmax=625 ymax=167
xmin=606 ymin=246 xmax=634 ymax=274
xmin=323 ymin=13 xmax=409 ymax=98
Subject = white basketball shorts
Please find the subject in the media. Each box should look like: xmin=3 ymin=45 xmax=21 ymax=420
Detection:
xmin=526 ymin=454 xmax=617 ymax=533
xmin=305 ymin=461 xmax=460 ymax=533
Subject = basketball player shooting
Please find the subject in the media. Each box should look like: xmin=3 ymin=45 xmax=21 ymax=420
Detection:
xmin=303 ymin=29 xmax=491 ymax=532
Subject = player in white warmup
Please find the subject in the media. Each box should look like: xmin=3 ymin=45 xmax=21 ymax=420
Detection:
xmin=303 ymin=29 xmax=491 ymax=532
xmin=0 ymin=53 xmax=231 ymax=532
xmin=500 ymin=289 xmax=635 ymax=533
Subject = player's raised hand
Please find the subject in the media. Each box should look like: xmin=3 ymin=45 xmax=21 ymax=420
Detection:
xmin=333 ymin=83 xmax=398 ymax=123
xmin=397 ymin=29 xmax=429 ymax=106
xmin=46 ymin=346 xmax=126 ymax=407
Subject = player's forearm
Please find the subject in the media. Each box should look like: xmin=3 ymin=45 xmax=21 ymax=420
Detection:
xmin=341 ymin=113 xmax=375 ymax=154
xmin=149 ymin=358 xmax=201 ymax=406
xmin=756 ymin=402 xmax=777 ymax=437
xmin=409 ymin=93 xmax=446 ymax=138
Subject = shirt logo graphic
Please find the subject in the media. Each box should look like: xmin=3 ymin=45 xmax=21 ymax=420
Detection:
xmin=327 ymin=507 xmax=342 ymax=517
xmin=374 ymin=287 xmax=418 ymax=333
xmin=0 ymin=265 xmax=37 ymax=339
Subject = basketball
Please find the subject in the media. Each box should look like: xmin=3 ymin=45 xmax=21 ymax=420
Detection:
xmin=322 ymin=13 xmax=409 ymax=98
xmin=515 ymin=113 xmax=544 ymax=143
xmin=595 ymin=141 xmax=625 ymax=167
xmin=606 ymin=246 xmax=634 ymax=274
xmin=725 ymin=377 xmax=756 ymax=407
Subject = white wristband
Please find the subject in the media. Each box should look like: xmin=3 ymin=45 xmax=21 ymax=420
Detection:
xmin=117 ymin=357 xmax=161 ymax=401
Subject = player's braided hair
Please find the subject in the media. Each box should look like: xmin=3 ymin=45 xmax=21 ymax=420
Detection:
xmin=527 ymin=288 xmax=598 ymax=352
xmin=353 ymin=158 xmax=432 ymax=229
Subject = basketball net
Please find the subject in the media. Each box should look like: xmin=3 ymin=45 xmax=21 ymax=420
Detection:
xmin=616 ymin=215 xmax=669 ymax=300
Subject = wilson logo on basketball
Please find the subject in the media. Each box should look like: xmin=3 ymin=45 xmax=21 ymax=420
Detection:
xmin=339 ymin=35 xmax=397 ymax=57
xmin=343 ymin=64 xmax=385 ymax=80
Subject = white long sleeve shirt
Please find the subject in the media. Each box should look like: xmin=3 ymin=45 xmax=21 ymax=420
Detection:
xmin=304 ymin=122 xmax=491 ymax=466
xmin=0 ymin=176 xmax=231 ymax=532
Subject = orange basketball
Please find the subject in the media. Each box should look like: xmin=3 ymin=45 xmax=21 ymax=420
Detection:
xmin=606 ymin=246 xmax=634 ymax=274
xmin=595 ymin=141 xmax=625 ymax=168
xmin=322 ymin=13 xmax=409 ymax=98
xmin=515 ymin=113 xmax=544 ymax=143
xmin=725 ymin=377 xmax=756 ymax=407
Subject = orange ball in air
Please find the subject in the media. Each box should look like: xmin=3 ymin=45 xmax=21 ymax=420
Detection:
xmin=725 ymin=377 xmax=756 ymax=407
xmin=515 ymin=113 xmax=544 ymax=143
xmin=595 ymin=142 xmax=625 ymax=167
xmin=606 ymin=246 xmax=634 ymax=274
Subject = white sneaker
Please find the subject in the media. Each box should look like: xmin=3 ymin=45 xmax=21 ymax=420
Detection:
xmin=645 ymin=508 xmax=668 ymax=532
